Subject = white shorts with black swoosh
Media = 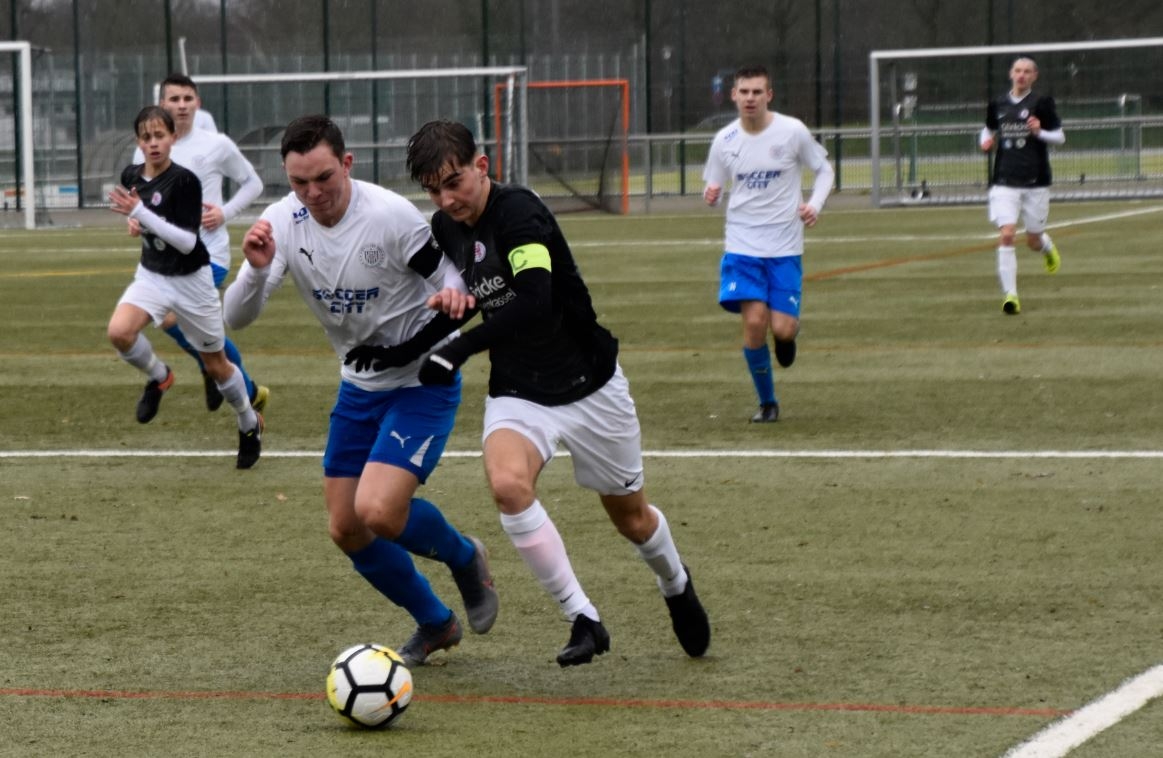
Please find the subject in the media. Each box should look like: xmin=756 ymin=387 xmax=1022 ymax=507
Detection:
xmin=483 ymin=364 xmax=645 ymax=496
xmin=118 ymin=264 xmax=225 ymax=353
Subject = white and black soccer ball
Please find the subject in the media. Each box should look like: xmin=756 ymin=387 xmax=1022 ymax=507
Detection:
xmin=326 ymin=643 xmax=414 ymax=728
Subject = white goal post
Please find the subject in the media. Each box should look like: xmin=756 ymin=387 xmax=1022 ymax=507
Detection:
xmin=869 ymin=37 xmax=1163 ymax=206
xmin=152 ymin=66 xmax=529 ymax=187
xmin=2 ymin=41 xmax=34 ymax=230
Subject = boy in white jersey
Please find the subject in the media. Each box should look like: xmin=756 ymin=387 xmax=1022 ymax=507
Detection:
xmin=703 ymin=64 xmax=833 ymax=423
xmin=224 ymin=115 xmax=497 ymax=667
xmin=133 ymin=73 xmax=268 ymax=414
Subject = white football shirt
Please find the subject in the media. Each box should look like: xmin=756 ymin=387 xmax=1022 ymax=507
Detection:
xmin=194 ymin=109 xmax=217 ymax=132
xmin=703 ymin=113 xmax=833 ymax=258
xmin=224 ymin=180 xmax=460 ymax=392
xmin=134 ymin=128 xmax=262 ymax=269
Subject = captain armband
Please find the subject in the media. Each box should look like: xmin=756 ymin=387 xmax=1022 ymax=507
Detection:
xmin=507 ymin=243 xmax=551 ymax=275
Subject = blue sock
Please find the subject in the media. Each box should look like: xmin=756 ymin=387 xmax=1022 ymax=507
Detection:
xmin=396 ymin=498 xmax=475 ymax=570
xmin=222 ymin=336 xmax=257 ymax=400
xmin=743 ymin=345 xmax=777 ymax=405
xmin=348 ymin=537 xmax=450 ymax=627
xmin=163 ymin=324 xmax=205 ymax=370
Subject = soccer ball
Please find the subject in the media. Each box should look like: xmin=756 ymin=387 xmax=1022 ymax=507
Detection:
xmin=326 ymin=643 xmax=414 ymax=728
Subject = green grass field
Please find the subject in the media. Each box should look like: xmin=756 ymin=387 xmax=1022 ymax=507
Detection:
xmin=2 ymin=200 xmax=1162 ymax=757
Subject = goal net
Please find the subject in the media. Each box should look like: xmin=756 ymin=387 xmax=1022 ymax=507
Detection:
xmin=0 ymin=41 xmax=35 ymax=229
xmin=494 ymin=79 xmax=630 ymax=214
xmin=144 ymin=66 xmax=528 ymax=205
xmin=869 ymin=38 xmax=1163 ymax=206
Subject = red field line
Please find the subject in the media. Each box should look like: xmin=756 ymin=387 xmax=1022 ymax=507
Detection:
xmin=807 ymin=242 xmax=990 ymax=281
xmin=0 ymin=687 xmax=1069 ymax=718
xmin=808 ymin=228 xmax=1082 ymax=282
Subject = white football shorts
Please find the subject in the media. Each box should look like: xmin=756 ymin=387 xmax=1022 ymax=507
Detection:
xmin=988 ymin=185 xmax=1051 ymax=233
xmin=117 ymin=264 xmax=226 ymax=353
xmin=482 ymin=364 xmax=646 ymax=496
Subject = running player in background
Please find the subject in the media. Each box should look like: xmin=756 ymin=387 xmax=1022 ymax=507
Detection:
xmin=133 ymin=73 xmax=269 ymax=413
xmin=224 ymin=115 xmax=497 ymax=667
xmin=107 ymin=105 xmax=263 ymax=469
xmin=702 ymin=64 xmax=834 ymax=423
xmin=981 ymin=55 xmax=1064 ymax=315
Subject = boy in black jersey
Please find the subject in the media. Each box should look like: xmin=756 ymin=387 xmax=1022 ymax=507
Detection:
xmin=106 ymin=106 xmax=263 ymax=468
xmin=400 ymin=119 xmax=710 ymax=666
xmin=981 ymin=55 xmax=1064 ymax=315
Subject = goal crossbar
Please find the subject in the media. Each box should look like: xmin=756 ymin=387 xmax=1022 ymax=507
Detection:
xmin=2 ymin=41 xmax=34 ymax=230
xmin=151 ymin=66 xmax=529 ymax=185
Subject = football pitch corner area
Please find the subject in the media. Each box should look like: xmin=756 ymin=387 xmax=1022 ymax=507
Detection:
xmin=1002 ymin=664 xmax=1163 ymax=758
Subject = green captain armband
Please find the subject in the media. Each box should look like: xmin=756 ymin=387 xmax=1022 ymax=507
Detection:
xmin=507 ymin=243 xmax=551 ymax=274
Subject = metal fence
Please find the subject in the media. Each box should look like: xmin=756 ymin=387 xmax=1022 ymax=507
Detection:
xmin=5 ymin=46 xmax=1163 ymax=219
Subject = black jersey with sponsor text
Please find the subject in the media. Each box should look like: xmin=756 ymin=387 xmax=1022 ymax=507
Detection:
xmin=119 ymin=162 xmax=210 ymax=276
xmin=430 ymin=183 xmax=618 ymax=406
xmin=985 ymin=91 xmax=1061 ymax=188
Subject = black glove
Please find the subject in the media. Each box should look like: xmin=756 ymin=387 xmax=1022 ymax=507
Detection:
xmin=343 ymin=344 xmax=412 ymax=372
xmin=417 ymin=344 xmax=465 ymax=386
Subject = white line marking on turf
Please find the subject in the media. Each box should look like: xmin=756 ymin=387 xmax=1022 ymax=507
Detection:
xmin=568 ymin=204 xmax=1163 ymax=247
xmin=3 ymin=449 xmax=1163 ymax=460
xmin=1002 ymin=665 xmax=1163 ymax=758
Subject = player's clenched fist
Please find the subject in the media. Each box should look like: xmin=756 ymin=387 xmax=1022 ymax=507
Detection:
xmin=242 ymin=219 xmax=277 ymax=268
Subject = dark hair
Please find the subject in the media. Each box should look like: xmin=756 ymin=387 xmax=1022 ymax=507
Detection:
xmin=734 ymin=64 xmax=770 ymax=85
xmin=1011 ymin=55 xmax=1038 ymax=70
xmin=160 ymin=72 xmax=198 ymax=95
xmin=280 ymin=114 xmax=346 ymax=160
xmin=134 ymin=105 xmax=175 ymax=136
xmin=406 ymin=120 xmax=478 ymax=184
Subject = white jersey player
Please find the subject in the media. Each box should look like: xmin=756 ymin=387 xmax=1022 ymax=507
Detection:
xmin=702 ymin=64 xmax=833 ymax=423
xmin=225 ymin=115 xmax=497 ymax=669
xmin=194 ymin=108 xmax=217 ymax=132
xmin=703 ymin=113 xmax=831 ymax=260
xmin=224 ymin=177 xmax=463 ymax=391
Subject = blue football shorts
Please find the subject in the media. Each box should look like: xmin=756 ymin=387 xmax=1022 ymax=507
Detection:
xmin=718 ymin=253 xmax=803 ymax=317
xmin=211 ymin=262 xmax=229 ymax=289
xmin=323 ymin=378 xmax=461 ymax=482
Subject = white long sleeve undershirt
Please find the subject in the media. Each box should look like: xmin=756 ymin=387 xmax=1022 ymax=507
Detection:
xmin=128 ymin=202 xmax=198 ymax=253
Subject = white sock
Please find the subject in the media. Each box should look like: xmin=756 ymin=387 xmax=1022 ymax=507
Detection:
xmin=500 ymin=500 xmax=597 ymax=621
xmin=997 ymin=246 xmax=1018 ymax=296
xmin=635 ymin=505 xmax=687 ymax=597
xmin=118 ymin=333 xmax=167 ymax=381
xmin=214 ymin=363 xmax=257 ymax=430
xmin=1039 ymin=232 xmax=1054 ymax=252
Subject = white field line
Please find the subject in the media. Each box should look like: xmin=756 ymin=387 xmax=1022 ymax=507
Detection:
xmin=568 ymin=203 xmax=1163 ymax=248
xmin=1002 ymin=665 xmax=1163 ymax=758
xmin=6 ymin=205 xmax=1160 ymax=255
xmin=3 ymin=449 xmax=1163 ymax=460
